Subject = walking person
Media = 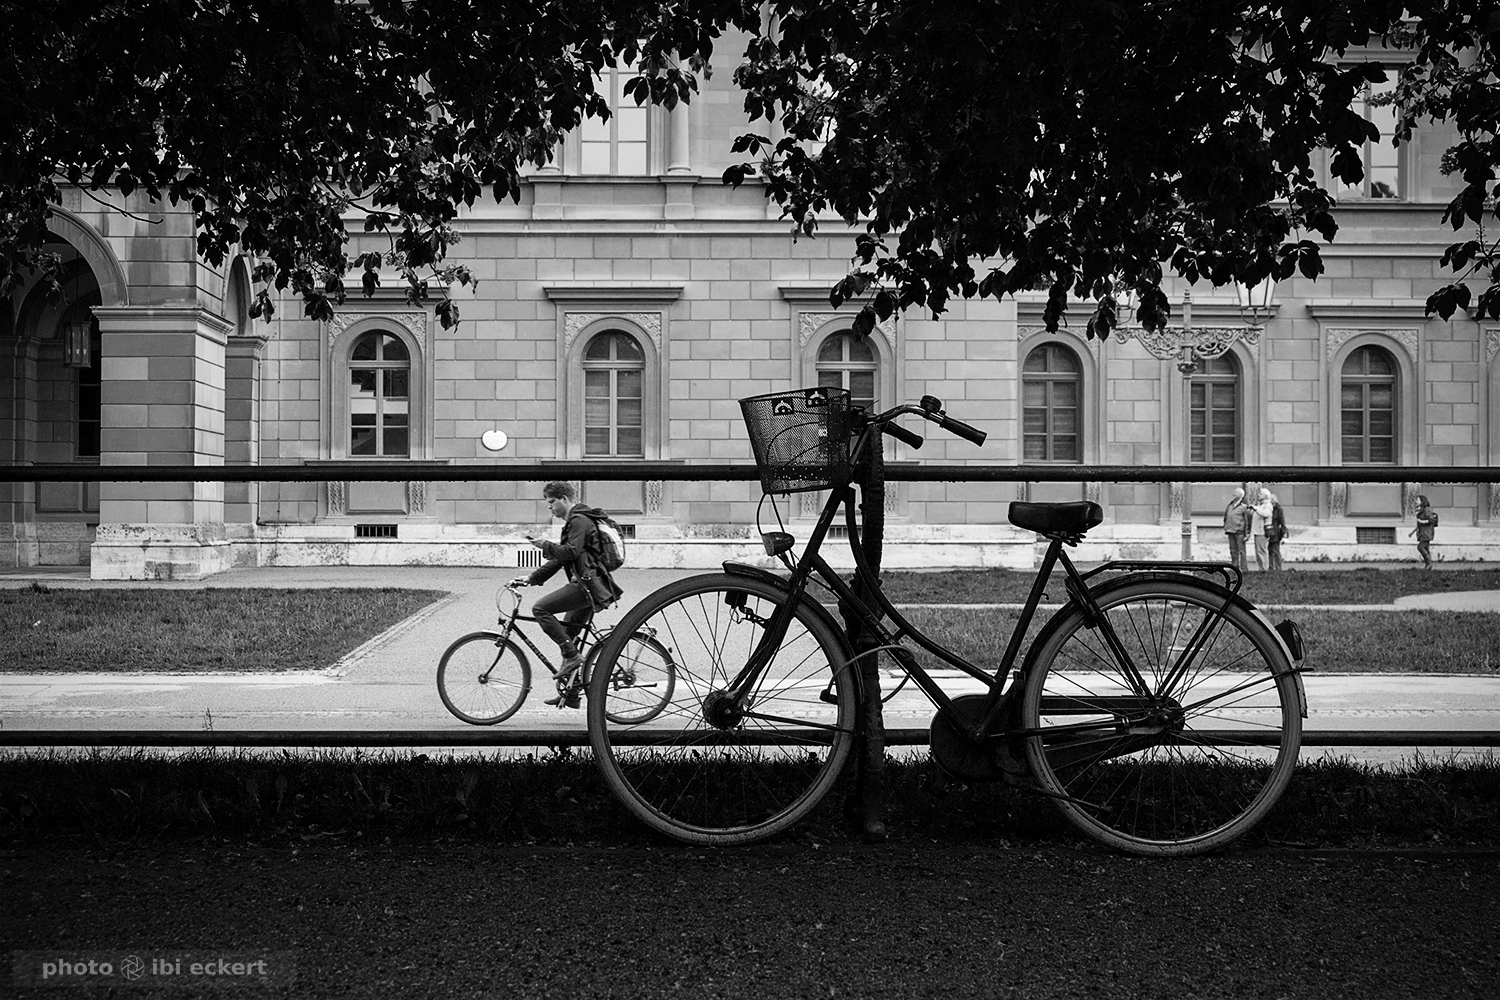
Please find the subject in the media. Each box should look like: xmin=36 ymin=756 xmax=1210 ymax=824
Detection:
xmin=509 ymin=481 xmax=624 ymax=707
xmin=1410 ymin=494 xmax=1438 ymax=570
xmin=1223 ymin=487 xmax=1250 ymax=572
xmin=1265 ymin=492 xmax=1286 ymax=571
xmin=1250 ymin=486 xmax=1273 ymax=571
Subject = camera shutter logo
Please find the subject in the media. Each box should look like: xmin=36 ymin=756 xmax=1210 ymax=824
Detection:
xmin=121 ymin=955 xmax=146 ymax=981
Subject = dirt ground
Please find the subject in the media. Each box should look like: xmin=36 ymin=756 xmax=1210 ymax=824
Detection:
xmin=4 ymin=841 xmax=1496 ymax=999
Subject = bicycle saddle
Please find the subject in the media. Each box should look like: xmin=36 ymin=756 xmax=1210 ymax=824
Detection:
xmin=1008 ymin=501 xmax=1104 ymax=536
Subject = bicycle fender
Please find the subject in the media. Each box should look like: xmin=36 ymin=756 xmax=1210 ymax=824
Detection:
xmin=721 ymin=561 xmax=862 ymax=690
xmin=1020 ymin=572 xmax=1308 ymax=717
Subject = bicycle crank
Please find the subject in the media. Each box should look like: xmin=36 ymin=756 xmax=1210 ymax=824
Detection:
xmin=930 ymin=694 xmax=1027 ymax=782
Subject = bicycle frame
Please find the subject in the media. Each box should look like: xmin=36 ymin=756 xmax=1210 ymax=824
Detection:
xmin=489 ymin=588 xmax=604 ymax=682
xmin=728 ymin=408 xmax=1253 ymax=749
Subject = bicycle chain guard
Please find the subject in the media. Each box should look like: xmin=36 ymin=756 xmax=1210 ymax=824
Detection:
xmin=929 ymin=694 xmax=1026 ymax=783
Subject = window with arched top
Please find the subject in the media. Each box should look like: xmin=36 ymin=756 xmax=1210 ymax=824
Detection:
xmin=1022 ymin=344 xmax=1081 ymax=462
xmin=1190 ymin=353 xmax=1240 ymax=464
xmin=1341 ymin=345 xmax=1397 ymax=463
xmin=815 ymin=330 xmax=878 ymax=411
xmin=583 ymin=330 xmax=645 ymax=457
xmin=348 ymin=331 xmax=410 ymax=457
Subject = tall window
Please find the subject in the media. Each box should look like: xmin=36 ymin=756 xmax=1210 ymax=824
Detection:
xmin=815 ymin=331 xmax=877 ymax=411
xmin=1190 ymin=354 xmax=1240 ymax=463
xmin=1337 ymin=75 xmax=1401 ymax=199
xmin=349 ymin=331 xmax=410 ymax=457
xmin=1022 ymin=344 xmax=1081 ymax=462
xmin=581 ymin=64 xmax=649 ymax=175
xmin=583 ymin=331 xmax=644 ymax=456
xmin=76 ymin=316 xmax=101 ymax=458
xmin=1341 ymin=346 xmax=1397 ymax=463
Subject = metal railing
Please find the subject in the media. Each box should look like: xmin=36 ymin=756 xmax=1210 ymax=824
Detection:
xmin=4 ymin=460 xmax=1498 ymax=750
xmin=2 ymin=730 xmax=1497 ymax=748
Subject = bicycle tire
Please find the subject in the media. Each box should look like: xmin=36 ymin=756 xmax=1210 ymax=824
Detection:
xmin=1020 ymin=576 xmax=1302 ymax=856
xmin=437 ymin=631 xmax=531 ymax=725
xmin=586 ymin=630 xmax=678 ymax=725
xmin=587 ymin=572 xmax=858 ymax=846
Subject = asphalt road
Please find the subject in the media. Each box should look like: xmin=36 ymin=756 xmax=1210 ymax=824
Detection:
xmin=4 ymin=841 xmax=1496 ymax=999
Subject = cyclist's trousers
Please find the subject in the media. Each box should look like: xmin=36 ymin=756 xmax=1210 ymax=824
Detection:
xmin=532 ymin=580 xmax=595 ymax=655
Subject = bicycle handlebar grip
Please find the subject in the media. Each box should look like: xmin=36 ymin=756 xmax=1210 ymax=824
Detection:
xmin=935 ymin=413 xmax=987 ymax=446
xmin=883 ymin=422 xmax=924 ymax=449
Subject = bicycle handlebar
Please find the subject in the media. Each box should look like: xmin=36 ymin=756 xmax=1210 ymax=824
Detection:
xmin=866 ymin=397 xmax=987 ymax=448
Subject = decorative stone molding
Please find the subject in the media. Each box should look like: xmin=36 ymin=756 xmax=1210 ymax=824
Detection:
xmin=645 ymin=480 xmax=664 ymax=517
xmin=800 ymin=491 xmax=822 ymax=518
xmin=1015 ymin=481 xmax=1029 ymax=502
xmin=1490 ymin=484 xmax=1500 ymax=521
xmin=328 ymin=310 xmax=429 ymax=355
xmin=1113 ymin=325 xmax=1259 ymax=363
xmin=1018 ymin=325 xmax=1100 ymax=356
xmin=563 ymin=312 xmax=663 ymax=353
xmin=1402 ymin=481 xmax=1421 ymax=517
xmin=1085 ymin=481 xmax=1102 ymax=505
xmin=408 ymin=480 xmax=426 ymax=514
xmin=327 ymin=480 xmax=346 ymax=515
xmin=1485 ymin=327 xmax=1500 ymax=366
xmin=798 ymin=312 xmax=895 ymax=349
xmin=1169 ymin=482 xmax=1186 ymax=519
xmin=1325 ymin=327 xmax=1419 ymax=363
xmin=1329 ymin=481 xmax=1348 ymax=519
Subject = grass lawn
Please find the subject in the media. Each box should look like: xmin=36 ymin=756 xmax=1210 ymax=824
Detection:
xmin=0 ymin=588 xmax=447 ymax=673
xmin=880 ymin=566 xmax=1500 ymax=605
xmin=894 ymin=607 xmax=1500 ymax=674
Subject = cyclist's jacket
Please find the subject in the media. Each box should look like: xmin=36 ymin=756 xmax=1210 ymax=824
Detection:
xmin=525 ymin=504 xmax=624 ymax=609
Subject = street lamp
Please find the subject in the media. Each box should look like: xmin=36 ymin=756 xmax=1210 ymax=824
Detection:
xmin=1116 ymin=281 xmax=1276 ymax=561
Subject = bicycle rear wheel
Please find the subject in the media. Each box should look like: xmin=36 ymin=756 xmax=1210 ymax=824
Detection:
xmin=437 ymin=632 xmax=531 ymax=725
xmin=590 ymin=630 xmax=678 ymax=724
xmin=1020 ymin=577 xmax=1302 ymax=856
xmin=587 ymin=573 xmax=857 ymax=846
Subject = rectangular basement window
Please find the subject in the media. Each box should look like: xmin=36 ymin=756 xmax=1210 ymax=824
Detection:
xmin=1355 ymin=526 xmax=1397 ymax=545
xmin=354 ymin=524 xmax=399 ymax=539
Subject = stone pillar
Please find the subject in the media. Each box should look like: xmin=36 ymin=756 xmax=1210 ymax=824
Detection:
xmin=224 ymin=332 xmax=267 ymax=520
xmin=664 ymin=104 xmax=697 ymax=219
xmin=89 ymin=306 xmax=233 ymax=580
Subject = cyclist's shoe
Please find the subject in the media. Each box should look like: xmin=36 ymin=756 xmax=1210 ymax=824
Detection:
xmin=543 ymin=686 xmax=583 ymax=710
xmin=558 ymin=651 xmax=583 ymax=679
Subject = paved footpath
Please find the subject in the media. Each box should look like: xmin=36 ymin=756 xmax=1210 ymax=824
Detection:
xmin=3 ymin=565 xmax=1499 ymax=763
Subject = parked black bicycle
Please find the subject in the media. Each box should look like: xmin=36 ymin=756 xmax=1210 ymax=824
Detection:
xmin=588 ymin=387 xmax=1307 ymax=854
xmin=439 ymin=584 xmax=677 ymax=725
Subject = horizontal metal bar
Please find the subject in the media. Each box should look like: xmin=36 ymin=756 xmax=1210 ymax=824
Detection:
xmin=1 ymin=730 xmax=1496 ymax=748
xmin=5 ymin=463 xmax=1499 ymax=484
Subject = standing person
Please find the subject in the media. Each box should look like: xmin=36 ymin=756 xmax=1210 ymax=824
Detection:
xmin=1265 ymin=491 xmax=1286 ymax=572
xmin=1410 ymin=494 xmax=1438 ymax=570
xmin=509 ymin=481 xmax=624 ymax=707
xmin=1223 ymin=487 xmax=1250 ymax=572
xmin=1250 ymin=486 xmax=1273 ymax=571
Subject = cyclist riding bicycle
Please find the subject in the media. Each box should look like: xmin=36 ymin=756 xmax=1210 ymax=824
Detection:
xmin=509 ymin=481 xmax=623 ymax=707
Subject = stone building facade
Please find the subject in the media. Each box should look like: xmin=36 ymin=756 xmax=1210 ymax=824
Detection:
xmin=3 ymin=33 xmax=1498 ymax=578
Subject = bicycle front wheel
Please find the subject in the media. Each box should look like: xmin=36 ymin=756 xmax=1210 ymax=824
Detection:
xmin=589 ymin=630 xmax=678 ymax=725
xmin=437 ymin=632 xmax=531 ymax=725
xmin=1021 ymin=577 xmax=1302 ymax=856
xmin=587 ymin=573 xmax=858 ymax=846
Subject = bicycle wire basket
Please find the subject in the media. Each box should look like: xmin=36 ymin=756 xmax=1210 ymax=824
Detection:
xmin=739 ymin=386 xmax=854 ymax=494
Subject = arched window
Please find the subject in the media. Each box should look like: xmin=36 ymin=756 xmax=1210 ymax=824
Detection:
xmin=1190 ymin=353 xmax=1240 ymax=464
xmin=1022 ymin=344 xmax=1081 ymax=462
xmin=583 ymin=331 xmax=645 ymax=457
xmin=580 ymin=64 xmax=650 ymax=175
xmin=1341 ymin=346 xmax=1397 ymax=463
xmin=815 ymin=331 xmax=878 ymax=411
xmin=348 ymin=331 xmax=410 ymax=457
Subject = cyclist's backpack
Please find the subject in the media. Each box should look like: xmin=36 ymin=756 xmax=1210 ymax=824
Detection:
xmin=578 ymin=509 xmax=627 ymax=571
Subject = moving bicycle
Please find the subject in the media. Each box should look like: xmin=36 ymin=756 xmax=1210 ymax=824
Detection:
xmin=586 ymin=387 xmax=1307 ymax=855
